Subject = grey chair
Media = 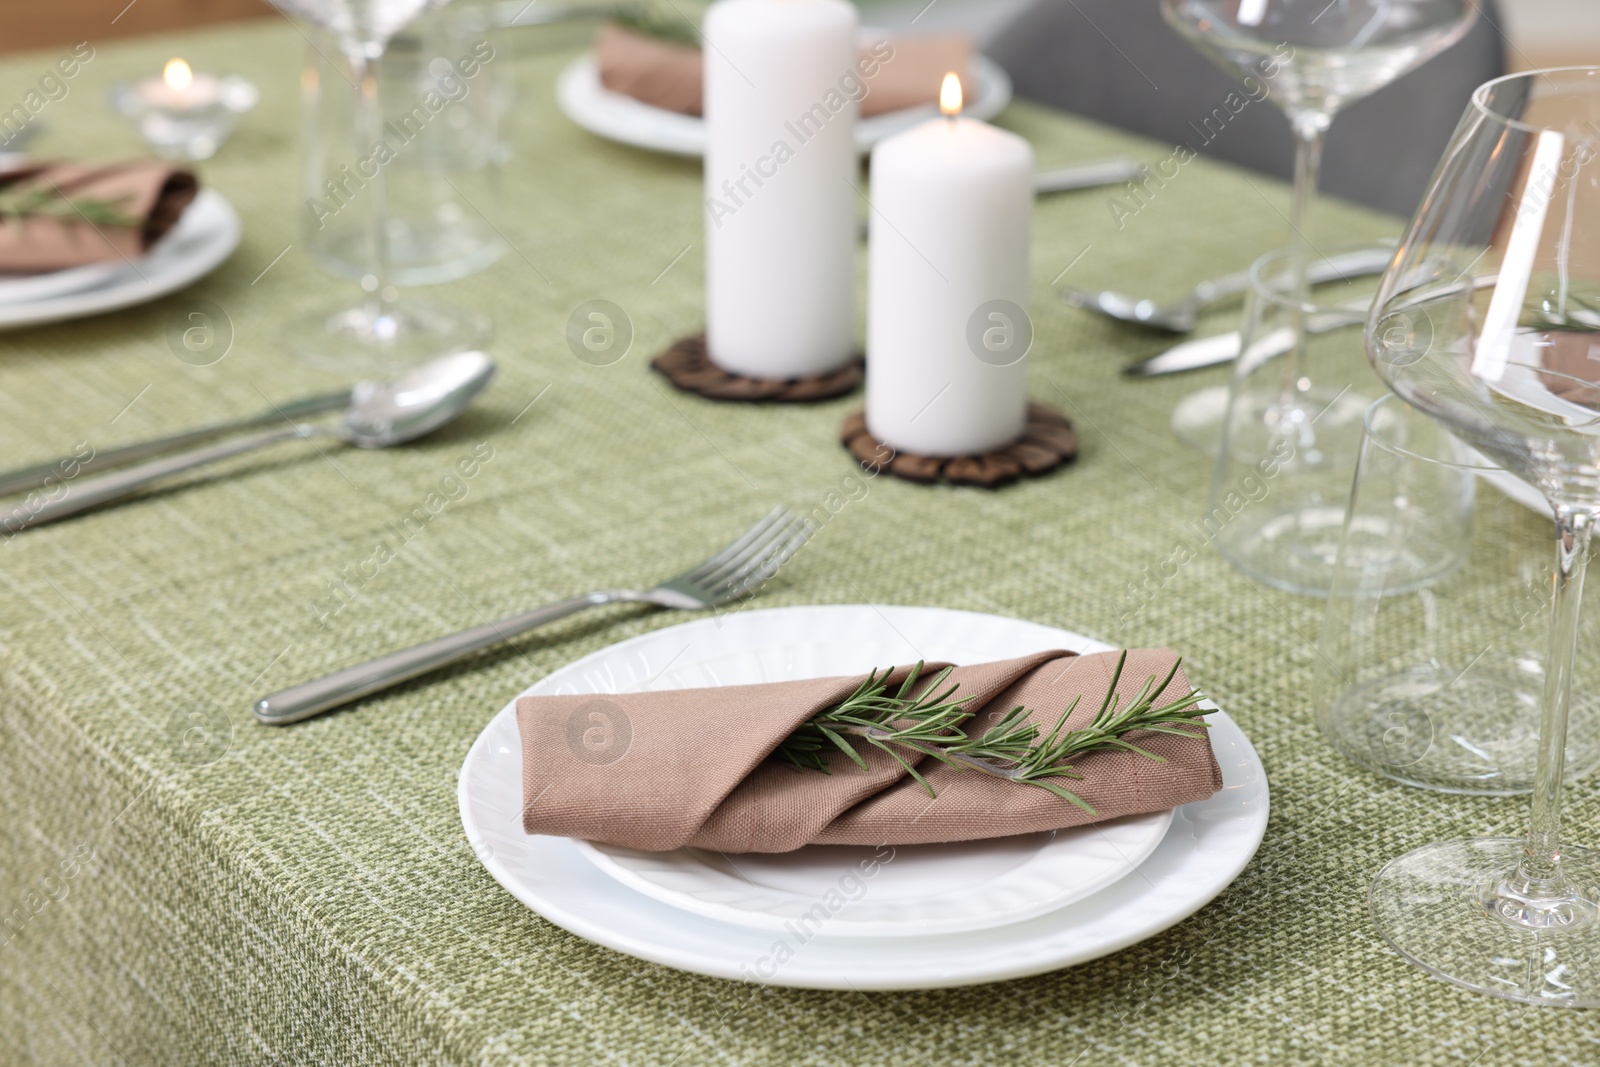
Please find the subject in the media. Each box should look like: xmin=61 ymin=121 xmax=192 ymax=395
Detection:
xmin=987 ymin=0 xmax=1508 ymax=218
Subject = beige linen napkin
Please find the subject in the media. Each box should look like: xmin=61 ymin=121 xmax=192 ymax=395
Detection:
xmin=518 ymin=649 xmax=1222 ymax=854
xmin=0 ymin=161 xmax=199 ymax=273
xmin=1538 ymin=330 xmax=1600 ymax=403
xmin=595 ymin=22 xmax=974 ymax=119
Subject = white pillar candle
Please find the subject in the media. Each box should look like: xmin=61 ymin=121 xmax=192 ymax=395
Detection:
xmin=703 ymin=0 xmax=858 ymax=379
xmin=866 ymin=77 xmax=1034 ymax=456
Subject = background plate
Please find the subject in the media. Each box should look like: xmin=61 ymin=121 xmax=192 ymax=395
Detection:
xmin=555 ymin=52 xmax=1013 ymax=157
xmin=0 ymin=189 xmax=240 ymax=331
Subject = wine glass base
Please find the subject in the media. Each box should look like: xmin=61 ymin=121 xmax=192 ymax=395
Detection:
xmin=1211 ymin=384 xmax=1375 ymax=595
xmin=1215 ymin=505 xmax=1350 ymax=596
xmin=1171 ymin=385 xmax=1230 ymax=457
xmin=284 ymin=297 xmax=491 ymax=375
xmin=1371 ymin=837 xmax=1600 ymax=1006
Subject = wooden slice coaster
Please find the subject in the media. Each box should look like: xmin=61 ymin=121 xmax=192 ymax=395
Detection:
xmin=839 ymin=403 xmax=1078 ymax=489
xmin=652 ymin=334 xmax=863 ymax=403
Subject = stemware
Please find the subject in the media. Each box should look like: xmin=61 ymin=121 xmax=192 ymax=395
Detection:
xmin=1208 ymin=242 xmax=1388 ymax=594
xmin=301 ymin=5 xmax=510 ymax=287
xmin=1318 ymin=394 xmax=1600 ymax=796
xmin=1160 ymin=0 xmax=1479 ymax=453
xmin=1366 ymin=67 xmax=1600 ymax=1005
xmin=269 ymin=0 xmax=490 ymax=369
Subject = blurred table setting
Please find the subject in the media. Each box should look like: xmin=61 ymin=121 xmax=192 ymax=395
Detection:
xmin=6 ymin=0 xmax=1600 ymax=1063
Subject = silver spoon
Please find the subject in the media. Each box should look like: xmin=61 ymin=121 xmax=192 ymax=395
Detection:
xmin=1060 ymin=245 xmax=1395 ymax=334
xmin=1 ymin=351 xmax=496 ymax=535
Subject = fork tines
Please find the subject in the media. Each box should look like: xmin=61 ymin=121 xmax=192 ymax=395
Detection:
xmin=686 ymin=507 xmax=816 ymax=602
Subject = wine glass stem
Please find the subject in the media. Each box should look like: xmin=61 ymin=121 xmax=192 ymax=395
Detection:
xmin=1284 ymin=113 xmax=1329 ymax=402
xmin=1288 ymin=114 xmax=1327 ymax=256
xmin=1522 ymin=508 xmax=1596 ymax=885
xmin=350 ymin=50 xmax=394 ymax=326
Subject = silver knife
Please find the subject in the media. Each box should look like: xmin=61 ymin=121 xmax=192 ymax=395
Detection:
xmin=1124 ymin=298 xmax=1379 ymax=378
xmin=1125 ymin=331 xmax=1249 ymax=377
xmin=0 ymin=388 xmax=354 ymax=497
xmin=1034 ymin=158 xmax=1144 ymax=194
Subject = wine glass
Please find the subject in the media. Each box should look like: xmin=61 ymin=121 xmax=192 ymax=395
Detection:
xmin=270 ymin=0 xmax=489 ymax=369
xmin=1160 ymin=0 xmax=1479 ymax=453
xmin=1366 ymin=67 xmax=1600 ymax=1005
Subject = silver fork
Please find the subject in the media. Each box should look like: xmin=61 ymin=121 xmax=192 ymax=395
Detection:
xmin=253 ymin=507 xmax=815 ymax=725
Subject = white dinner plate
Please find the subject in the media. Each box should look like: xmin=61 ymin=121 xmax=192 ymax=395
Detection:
xmin=458 ymin=605 xmax=1270 ymax=989
xmin=577 ymin=807 xmax=1174 ymax=938
xmin=0 ymin=188 xmax=240 ymax=331
xmin=0 ymin=260 xmax=126 ymax=305
xmin=555 ymin=51 xmax=1013 ymax=157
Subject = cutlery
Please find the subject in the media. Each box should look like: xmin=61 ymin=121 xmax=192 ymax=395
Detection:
xmin=1062 ymin=245 xmax=1393 ymax=334
xmin=860 ymin=159 xmax=1145 ymax=241
xmin=253 ymin=506 xmax=816 ymax=725
xmin=0 ymin=388 xmax=355 ymax=498
xmin=0 ymin=351 xmax=493 ymax=534
xmin=1034 ymin=158 xmax=1143 ymax=195
xmin=1124 ymin=299 xmax=1376 ymax=378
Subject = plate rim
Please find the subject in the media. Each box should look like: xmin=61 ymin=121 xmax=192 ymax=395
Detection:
xmin=0 ymin=188 xmax=240 ymax=330
xmin=555 ymin=51 xmax=1014 ymax=157
xmin=458 ymin=604 xmax=1270 ymax=989
xmin=0 ymin=259 xmax=127 ymax=305
xmin=573 ymin=806 xmax=1177 ymax=938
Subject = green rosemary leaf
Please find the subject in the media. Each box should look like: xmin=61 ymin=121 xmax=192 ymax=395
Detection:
xmin=870 ymin=737 xmax=935 ymax=797
xmin=1023 ymin=778 xmax=1099 ymax=814
xmin=820 ymin=725 xmax=867 ymax=770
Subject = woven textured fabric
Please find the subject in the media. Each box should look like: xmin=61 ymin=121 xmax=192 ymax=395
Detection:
xmin=0 ymin=20 xmax=1595 ymax=1067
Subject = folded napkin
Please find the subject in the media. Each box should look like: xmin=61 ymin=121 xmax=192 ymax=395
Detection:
xmin=0 ymin=161 xmax=198 ymax=273
xmin=518 ymin=649 xmax=1222 ymax=854
xmin=595 ymin=22 xmax=974 ymax=119
xmin=1539 ymin=330 xmax=1600 ymax=402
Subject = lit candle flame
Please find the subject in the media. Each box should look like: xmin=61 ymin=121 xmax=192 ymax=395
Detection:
xmin=940 ymin=72 xmax=963 ymax=117
xmin=163 ymin=58 xmax=194 ymax=92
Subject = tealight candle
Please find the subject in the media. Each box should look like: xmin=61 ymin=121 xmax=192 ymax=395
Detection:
xmin=138 ymin=59 xmax=224 ymax=110
xmin=866 ymin=75 xmax=1034 ymax=457
xmin=703 ymin=0 xmax=858 ymax=380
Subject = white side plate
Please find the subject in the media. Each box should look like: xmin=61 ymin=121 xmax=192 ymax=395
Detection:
xmin=0 ymin=188 xmax=240 ymax=330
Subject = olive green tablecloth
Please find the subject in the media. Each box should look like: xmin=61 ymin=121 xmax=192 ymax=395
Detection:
xmin=1 ymin=20 xmax=1595 ymax=1067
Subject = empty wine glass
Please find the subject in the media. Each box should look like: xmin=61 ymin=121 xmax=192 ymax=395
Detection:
xmin=270 ymin=0 xmax=489 ymax=369
xmin=1161 ymin=0 xmax=1479 ymax=453
xmin=1366 ymin=67 xmax=1600 ymax=1005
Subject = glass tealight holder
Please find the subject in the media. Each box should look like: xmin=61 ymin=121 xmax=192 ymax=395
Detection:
xmin=1316 ymin=395 xmax=1600 ymax=796
xmin=109 ymin=63 xmax=258 ymax=161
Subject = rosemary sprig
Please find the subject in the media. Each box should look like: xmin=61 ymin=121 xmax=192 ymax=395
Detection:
xmin=772 ymin=652 xmax=1210 ymax=814
xmin=612 ymin=6 xmax=701 ymax=48
xmin=0 ymin=185 xmax=140 ymax=229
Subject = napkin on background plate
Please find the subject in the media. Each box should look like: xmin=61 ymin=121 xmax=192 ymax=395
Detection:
xmin=595 ymin=22 xmax=975 ymax=119
xmin=0 ymin=161 xmax=198 ymax=273
xmin=517 ymin=649 xmax=1222 ymax=854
